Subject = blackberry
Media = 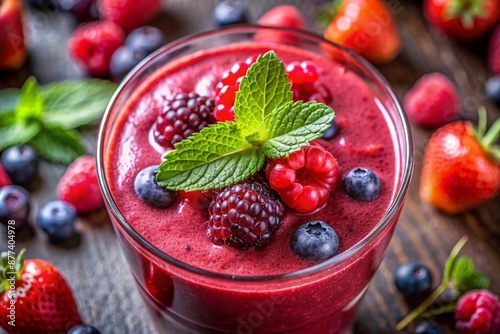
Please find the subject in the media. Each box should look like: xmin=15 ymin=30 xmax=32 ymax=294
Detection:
xmin=153 ymin=92 xmax=215 ymax=148
xmin=207 ymin=178 xmax=284 ymax=248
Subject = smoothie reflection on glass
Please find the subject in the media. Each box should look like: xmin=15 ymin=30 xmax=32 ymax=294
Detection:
xmin=97 ymin=26 xmax=413 ymax=334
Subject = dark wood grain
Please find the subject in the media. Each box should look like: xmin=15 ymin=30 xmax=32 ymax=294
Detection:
xmin=1 ymin=0 xmax=499 ymax=333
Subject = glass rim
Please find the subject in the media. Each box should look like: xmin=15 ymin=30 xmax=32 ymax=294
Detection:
xmin=96 ymin=25 xmax=414 ymax=282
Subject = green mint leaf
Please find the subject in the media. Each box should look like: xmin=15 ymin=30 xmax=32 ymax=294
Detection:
xmin=156 ymin=122 xmax=265 ymax=191
xmin=262 ymin=101 xmax=334 ymax=158
xmin=0 ymin=122 xmax=41 ymax=151
xmin=0 ymin=88 xmax=20 ymax=114
xmin=42 ymin=79 xmax=117 ymax=129
xmin=30 ymin=125 xmax=86 ymax=164
xmin=17 ymin=77 xmax=44 ymax=121
xmin=234 ymin=51 xmax=292 ymax=138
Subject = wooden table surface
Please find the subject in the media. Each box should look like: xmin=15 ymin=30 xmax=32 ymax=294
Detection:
xmin=1 ymin=0 xmax=500 ymax=333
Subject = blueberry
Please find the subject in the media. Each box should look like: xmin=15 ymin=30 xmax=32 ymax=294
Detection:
xmin=56 ymin=0 xmax=95 ymax=20
xmin=413 ymin=321 xmax=444 ymax=334
xmin=26 ymin=0 xmax=58 ymax=10
xmin=0 ymin=186 xmax=30 ymax=229
xmin=322 ymin=119 xmax=339 ymax=139
xmin=485 ymin=76 xmax=500 ymax=105
xmin=213 ymin=0 xmax=248 ymax=27
xmin=126 ymin=26 xmax=165 ymax=55
xmin=67 ymin=325 xmax=101 ymax=334
xmin=343 ymin=167 xmax=381 ymax=201
xmin=291 ymin=221 xmax=340 ymax=261
xmin=37 ymin=200 xmax=77 ymax=242
xmin=1 ymin=144 xmax=39 ymax=186
xmin=395 ymin=263 xmax=433 ymax=299
xmin=110 ymin=46 xmax=147 ymax=81
xmin=134 ymin=166 xmax=178 ymax=208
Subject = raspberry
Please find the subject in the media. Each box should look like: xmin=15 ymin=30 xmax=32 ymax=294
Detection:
xmin=286 ymin=61 xmax=318 ymax=85
xmin=207 ymin=178 xmax=284 ymax=248
xmin=68 ymin=21 xmax=125 ymax=77
xmin=455 ymin=290 xmax=500 ymax=334
xmin=404 ymin=73 xmax=461 ymax=129
xmin=57 ymin=156 xmax=104 ymax=214
xmin=489 ymin=26 xmax=500 ymax=76
xmin=98 ymin=0 xmax=162 ymax=32
xmin=214 ymin=58 xmax=255 ymax=122
xmin=152 ymin=92 xmax=215 ymax=149
xmin=266 ymin=142 xmax=339 ymax=213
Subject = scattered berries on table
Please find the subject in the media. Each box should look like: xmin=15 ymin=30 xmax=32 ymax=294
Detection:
xmin=68 ymin=325 xmax=101 ymax=334
xmin=68 ymin=20 xmax=125 ymax=77
xmin=1 ymin=144 xmax=39 ymax=186
xmin=404 ymin=73 xmax=460 ymax=129
xmin=213 ymin=0 xmax=248 ymax=27
xmin=266 ymin=142 xmax=339 ymax=213
xmin=323 ymin=0 xmax=401 ymax=63
xmin=98 ymin=0 xmax=161 ymax=32
xmin=0 ymin=250 xmax=82 ymax=333
xmin=37 ymin=200 xmax=77 ymax=242
xmin=413 ymin=321 xmax=444 ymax=334
xmin=419 ymin=112 xmax=500 ymax=214
xmin=290 ymin=221 xmax=340 ymax=261
xmin=134 ymin=165 xmax=178 ymax=208
xmin=0 ymin=185 xmax=30 ymax=229
xmin=485 ymin=77 xmax=500 ymax=106
xmin=0 ymin=164 xmax=12 ymax=187
xmin=126 ymin=26 xmax=165 ymax=55
xmin=455 ymin=290 xmax=500 ymax=334
xmin=110 ymin=46 xmax=146 ymax=81
xmin=394 ymin=263 xmax=433 ymax=299
xmin=153 ymin=92 xmax=215 ymax=148
xmin=57 ymin=155 xmax=104 ymax=214
xmin=343 ymin=167 xmax=382 ymax=201
xmin=489 ymin=26 xmax=500 ymax=76
xmin=322 ymin=119 xmax=339 ymax=140
xmin=424 ymin=0 xmax=500 ymax=41
xmin=206 ymin=178 xmax=284 ymax=248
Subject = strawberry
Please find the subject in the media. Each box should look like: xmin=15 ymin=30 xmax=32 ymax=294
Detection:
xmin=98 ymin=0 xmax=162 ymax=32
xmin=420 ymin=109 xmax=500 ymax=214
xmin=322 ymin=0 xmax=401 ymax=64
xmin=0 ymin=249 xmax=82 ymax=333
xmin=255 ymin=5 xmax=306 ymax=44
xmin=424 ymin=0 xmax=500 ymax=41
xmin=0 ymin=0 xmax=26 ymax=71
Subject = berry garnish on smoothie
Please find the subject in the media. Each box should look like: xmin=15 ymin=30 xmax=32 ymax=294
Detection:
xmin=120 ymin=50 xmax=383 ymax=259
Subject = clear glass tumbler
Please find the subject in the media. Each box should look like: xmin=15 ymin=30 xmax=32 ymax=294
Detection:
xmin=97 ymin=26 xmax=413 ymax=334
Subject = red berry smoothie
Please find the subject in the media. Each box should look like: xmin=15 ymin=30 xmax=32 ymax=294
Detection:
xmin=101 ymin=33 xmax=409 ymax=334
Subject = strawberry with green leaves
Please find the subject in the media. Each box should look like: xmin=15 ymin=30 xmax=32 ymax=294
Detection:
xmin=0 ymin=249 xmax=82 ymax=333
xmin=420 ymin=109 xmax=500 ymax=214
xmin=424 ymin=0 xmax=500 ymax=41
xmin=321 ymin=0 xmax=401 ymax=64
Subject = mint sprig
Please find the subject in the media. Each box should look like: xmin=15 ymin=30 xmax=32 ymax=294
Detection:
xmin=0 ymin=77 xmax=116 ymax=164
xmin=156 ymin=51 xmax=335 ymax=191
xmin=395 ymin=236 xmax=490 ymax=331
